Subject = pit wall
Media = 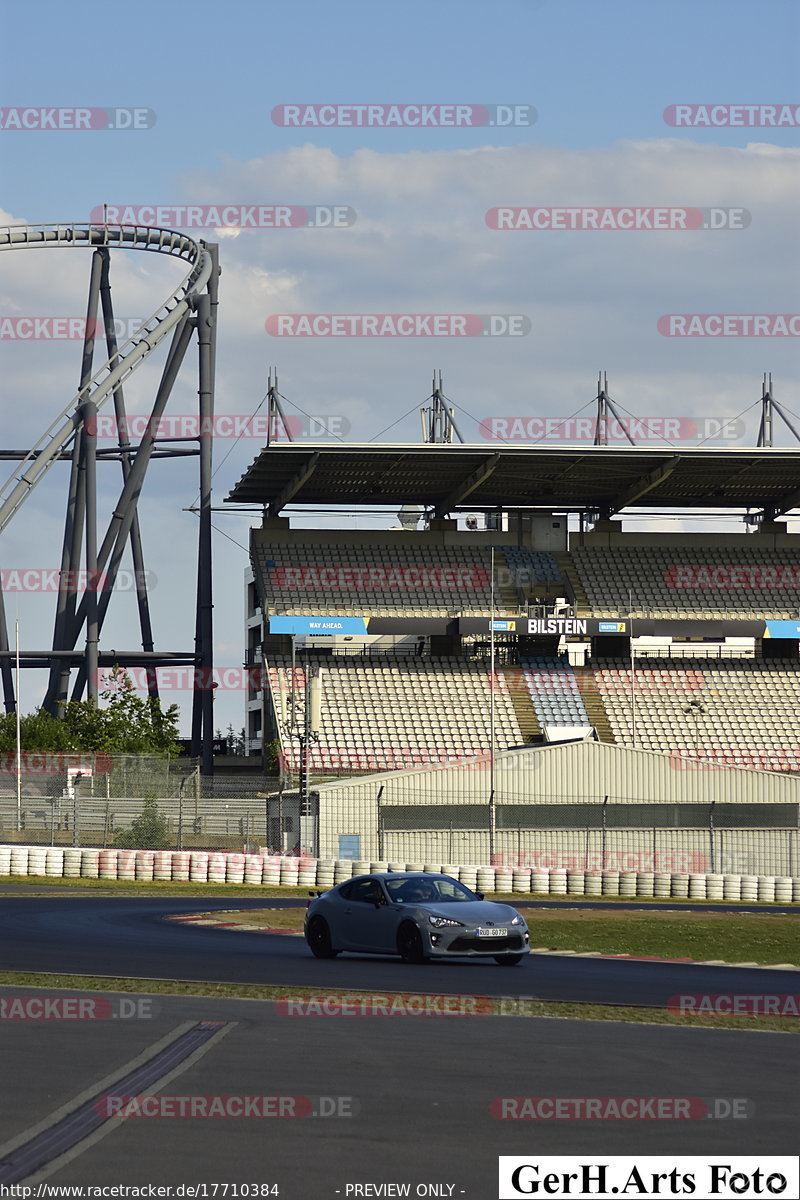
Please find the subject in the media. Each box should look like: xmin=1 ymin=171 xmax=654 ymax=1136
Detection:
xmin=1 ymin=845 xmax=798 ymax=902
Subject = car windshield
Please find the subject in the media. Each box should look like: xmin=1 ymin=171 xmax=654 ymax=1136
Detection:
xmin=384 ymin=876 xmax=478 ymax=904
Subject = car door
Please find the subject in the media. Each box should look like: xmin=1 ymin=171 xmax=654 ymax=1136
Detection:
xmin=340 ymin=877 xmax=395 ymax=951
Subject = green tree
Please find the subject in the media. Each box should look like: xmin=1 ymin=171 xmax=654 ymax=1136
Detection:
xmin=114 ymin=796 xmax=172 ymax=849
xmin=0 ymin=667 xmax=182 ymax=756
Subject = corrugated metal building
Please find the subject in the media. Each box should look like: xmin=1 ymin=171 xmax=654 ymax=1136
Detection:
xmin=313 ymin=741 xmax=800 ymax=875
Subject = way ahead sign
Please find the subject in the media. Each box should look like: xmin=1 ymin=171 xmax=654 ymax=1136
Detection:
xmin=269 ymin=616 xmax=368 ymax=636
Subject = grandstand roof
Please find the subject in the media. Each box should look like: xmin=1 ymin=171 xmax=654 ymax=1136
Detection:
xmin=226 ymin=444 xmax=800 ymax=517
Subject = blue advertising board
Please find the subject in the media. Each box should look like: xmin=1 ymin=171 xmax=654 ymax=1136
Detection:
xmin=269 ymin=616 xmax=369 ymax=636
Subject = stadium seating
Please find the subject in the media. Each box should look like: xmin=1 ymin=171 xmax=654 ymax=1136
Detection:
xmin=519 ymin=655 xmax=591 ymax=726
xmin=593 ymin=657 xmax=800 ymax=771
xmin=266 ymin=655 xmax=523 ymax=773
xmin=572 ymin=544 xmax=800 ymax=617
xmin=252 ymin=540 xmax=504 ymax=616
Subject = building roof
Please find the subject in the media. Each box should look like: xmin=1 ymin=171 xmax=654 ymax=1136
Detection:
xmin=226 ymin=444 xmax=800 ymax=519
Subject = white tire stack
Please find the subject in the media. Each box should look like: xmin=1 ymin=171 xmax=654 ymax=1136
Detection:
xmin=476 ymin=866 xmax=496 ymax=894
xmin=297 ymin=858 xmax=317 ymax=887
xmin=207 ymin=853 xmax=227 ymax=884
xmin=530 ymin=870 xmax=549 ymax=894
xmin=153 ymin=851 xmax=174 ymax=881
xmin=405 ymin=862 xmax=425 ymax=874
xmin=279 ymin=857 xmax=300 ymax=887
xmin=244 ymin=854 xmax=264 ymax=886
xmin=566 ymin=870 xmax=585 ymax=896
xmin=98 ymin=849 xmax=119 ymax=880
xmin=512 ymin=869 xmax=532 ymax=893
xmin=226 ymin=854 xmax=247 ymax=885
xmin=671 ymin=874 xmax=690 ymax=899
xmin=618 ymin=872 xmax=637 ymax=898
xmin=774 ymin=877 xmax=793 ymax=903
xmin=387 ymin=861 xmax=406 ymax=872
xmin=189 ymin=852 xmax=209 ymax=883
xmin=171 ymin=852 xmax=191 ymax=882
xmin=723 ymin=874 xmax=742 ymax=901
xmin=739 ymin=874 xmax=758 ymax=902
xmin=135 ymin=851 xmax=155 ymax=882
xmin=262 ymin=856 xmax=282 ymax=885
xmin=315 ymin=860 xmax=335 ymax=889
xmin=370 ymin=861 xmax=390 ymax=874
xmin=636 ymin=873 xmax=655 ymax=898
xmin=116 ymin=851 xmax=137 ymax=881
xmin=653 ymin=873 xmax=672 ymax=898
xmin=792 ymin=878 xmax=800 ymax=903
xmin=494 ymin=869 xmax=514 ymax=893
xmin=9 ymin=846 xmax=29 ymax=876
xmin=28 ymin=847 xmax=48 ymax=876
xmin=601 ymin=871 xmax=620 ymax=896
xmin=332 ymin=859 xmax=353 ymax=884
xmin=549 ymin=868 xmax=568 ymax=895
xmin=705 ymin=873 xmax=724 ymax=900
xmin=45 ymin=848 xmax=65 ymax=877
xmin=688 ymin=874 xmax=707 ymax=900
xmin=0 ymin=845 xmax=12 ymax=875
xmin=757 ymin=876 xmax=776 ymax=903
xmin=78 ymin=848 xmax=98 ymax=878
xmin=584 ymin=871 xmax=603 ymax=896
xmin=353 ymin=860 xmax=371 ymax=876
xmin=457 ymin=866 xmax=478 ymax=891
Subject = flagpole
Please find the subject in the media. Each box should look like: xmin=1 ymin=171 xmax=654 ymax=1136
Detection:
xmin=15 ymin=619 xmax=21 ymax=831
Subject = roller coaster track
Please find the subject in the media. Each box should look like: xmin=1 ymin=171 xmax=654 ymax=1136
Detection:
xmin=0 ymin=223 xmax=214 ymax=535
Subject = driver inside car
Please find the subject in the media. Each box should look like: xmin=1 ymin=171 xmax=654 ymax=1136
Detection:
xmin=403 ymin=878 xmax=436 ymax=903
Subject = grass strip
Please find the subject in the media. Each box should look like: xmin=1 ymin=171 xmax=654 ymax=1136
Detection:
xmin=0 ymin=971 xmax=795 ymax=1034
xmin=201 ymin=907 xmax=800 ymax=967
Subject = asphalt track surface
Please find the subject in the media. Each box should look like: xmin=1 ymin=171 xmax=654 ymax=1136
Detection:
xmin=1 ymin=895 xmax=798 ymax=1190
xmin=1 ymin=896 xmax=798 ymax=1007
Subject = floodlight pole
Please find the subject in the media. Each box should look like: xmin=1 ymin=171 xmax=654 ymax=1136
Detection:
xmin=15 ymin=619 xmax=21 ymax=831
xmin=489 ymin=546 xmax=496 ymax=859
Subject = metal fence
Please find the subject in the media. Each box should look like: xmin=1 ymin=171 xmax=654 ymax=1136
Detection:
xmin=3 ymin=786 xmax=797 ymax=875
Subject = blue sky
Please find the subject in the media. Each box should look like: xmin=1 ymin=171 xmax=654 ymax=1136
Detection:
xmin=1 ymin=0 xmax=798 ymax=735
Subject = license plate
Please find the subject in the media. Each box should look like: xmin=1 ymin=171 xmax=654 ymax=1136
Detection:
xmin=476 ymin=927 xmax=506 ymax=937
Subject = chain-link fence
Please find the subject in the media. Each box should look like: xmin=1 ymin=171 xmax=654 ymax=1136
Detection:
xmin=3 ymin=785 xmax=796 ymax=874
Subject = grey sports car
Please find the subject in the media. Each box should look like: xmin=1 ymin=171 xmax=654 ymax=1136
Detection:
xmin=304 ymin=872 xmax=530 ymax=965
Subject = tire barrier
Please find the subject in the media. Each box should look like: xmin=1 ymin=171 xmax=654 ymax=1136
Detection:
xmin=135 ymin=850 xmax=155 ymax=882
xmin=1 ymin=844 xmax=798 ymax=903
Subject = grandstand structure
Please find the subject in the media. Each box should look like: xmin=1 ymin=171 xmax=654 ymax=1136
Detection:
xmin=227 ymin=442 xmax=800 ymax=856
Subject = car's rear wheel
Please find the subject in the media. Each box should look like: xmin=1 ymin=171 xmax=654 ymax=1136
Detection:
xmin=396 ymin=921 xmax=427 ymax=964
xmin=495 ymin=954 xmax=524 ymax=966
xmin=306 ymin=916 xmax=339 ymax=959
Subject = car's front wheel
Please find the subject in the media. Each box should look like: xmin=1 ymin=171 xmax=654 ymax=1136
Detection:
xmin=396 ymin=921 xmax=427 ymax=964
xmin=495 ymin=954 xmax=524 ymax=966
xmin=306 ymin=916 xmax=339 ymax=959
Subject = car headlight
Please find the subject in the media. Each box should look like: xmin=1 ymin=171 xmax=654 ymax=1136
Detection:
xmin=428 ymin=914 xmax=464 ymax=928
xmin=510 ymin=914 xmax=525 ymax=925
